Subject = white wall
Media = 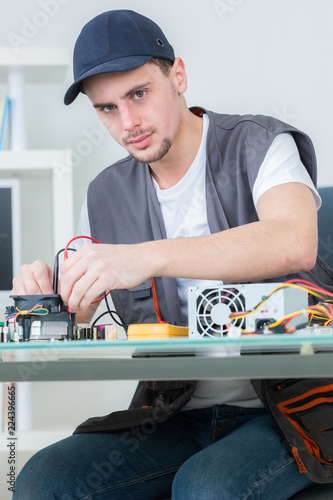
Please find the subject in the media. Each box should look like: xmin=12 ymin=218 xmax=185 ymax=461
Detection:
xmin=1 ymin=0 xmax=332 ymax=242
xmin=0 ymin=0 xmax=333 ymax=490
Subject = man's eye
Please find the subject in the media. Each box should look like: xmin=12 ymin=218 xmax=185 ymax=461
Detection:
xmin=101 ymin=105 xmax=116 ymax=113
xmin=134 ymin=90 xmax=146 ymax=100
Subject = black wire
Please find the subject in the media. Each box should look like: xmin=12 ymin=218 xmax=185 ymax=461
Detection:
xmin=88 ymin=292 xmax=128 ymax=328
xmin=52 ymin=247 xmax=77 ymax=294
xmin=91 ymin=303 xmax=127 ymax=328
xmin=103 ymin=291 xmax=127 ymax=328
xmin=91 ymin=310 xmax=113 ymax=327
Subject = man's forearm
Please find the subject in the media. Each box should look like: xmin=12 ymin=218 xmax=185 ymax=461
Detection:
xmin=143 ymin=182 xmax=318 ymax=284
xmin=142 ymin=219 xmax=317 ymax=283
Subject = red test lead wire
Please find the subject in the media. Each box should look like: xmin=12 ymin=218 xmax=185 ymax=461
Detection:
xmin=64 ymin=235 xmax=102 ymax=260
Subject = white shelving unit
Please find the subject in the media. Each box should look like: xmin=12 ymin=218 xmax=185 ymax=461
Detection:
xmin=0 ymin=48 xmax=74 ymax=450
xmin=0 ymin=46 xmax=74 ymax=255
xmin=0 ymin=149 xmax=73 ymax=253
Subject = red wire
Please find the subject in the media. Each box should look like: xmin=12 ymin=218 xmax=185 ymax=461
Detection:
xmin=285 ymin=279 xmax=333 ymax=298
xmin=64 ymin=235 xmax=102 ymax=260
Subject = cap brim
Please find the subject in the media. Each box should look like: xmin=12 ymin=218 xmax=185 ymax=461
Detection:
xmin=64 ymin=55 xmax=155 ymax=105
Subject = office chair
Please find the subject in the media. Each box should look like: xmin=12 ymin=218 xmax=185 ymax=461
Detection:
xmin=289 ymin=187 xmax=333 ymax=497
xmin=317 ymin=186 xmax=333 ymax=270
xmin=289 ymin=483 xmax=333 ymax=498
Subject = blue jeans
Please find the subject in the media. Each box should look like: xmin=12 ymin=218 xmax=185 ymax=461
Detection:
xmin=13 ymin=405 xmax=313 ymax=499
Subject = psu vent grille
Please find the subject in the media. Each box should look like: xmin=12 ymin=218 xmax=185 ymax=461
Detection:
xmin=195 ymin=287 xmax=246 ymax=337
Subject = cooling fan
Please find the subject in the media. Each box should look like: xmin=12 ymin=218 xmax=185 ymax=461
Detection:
xmin=188 ymin=283 xmax=308 ymax=338
xmin=189 ymin=286 xmax=246 ymax=337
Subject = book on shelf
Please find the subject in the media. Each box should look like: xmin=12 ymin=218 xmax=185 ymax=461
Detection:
xmin=0 ymin=96 xmax=10 ymax=150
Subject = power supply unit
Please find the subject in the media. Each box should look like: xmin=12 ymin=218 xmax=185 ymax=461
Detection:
xmin=188 ymin=283 xmax=308 ymax=338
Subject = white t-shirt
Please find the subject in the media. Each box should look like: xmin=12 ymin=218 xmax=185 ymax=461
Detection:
xmin=152 ymin=113 xmax=224 ymax=317
xmin=77 ymin=114 xmax=320 ymax=409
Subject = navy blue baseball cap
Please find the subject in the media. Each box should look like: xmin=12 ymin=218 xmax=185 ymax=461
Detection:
xmin=64 ymin=10 xmax=175 ymax=105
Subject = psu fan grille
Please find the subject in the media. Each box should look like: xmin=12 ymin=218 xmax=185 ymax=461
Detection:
xmin=194 ymin=287 xmax=246 ymax=337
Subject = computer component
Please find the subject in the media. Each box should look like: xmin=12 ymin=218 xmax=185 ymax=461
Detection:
xmin=188 ymin=283 xmax=308 ymax=338
xmin=5 ymin=294 xmax=75 ymax=341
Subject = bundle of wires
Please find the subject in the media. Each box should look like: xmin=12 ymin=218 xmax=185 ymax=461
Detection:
xmin=229 ymin=279 xmax=333 ymax=334
xmin=5 ymin=303 xmax=49 ymax=330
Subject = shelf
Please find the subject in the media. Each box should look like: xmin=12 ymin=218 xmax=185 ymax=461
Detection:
xmin=0 ymin=149 xmax=71 ymax=170
xmin=0 ymin=47 xmax=75 ymax=448
xmin=0 ymin=47 xmax=70 ymax=83
xmin=0 ymin=149 xmax=74 ymax=252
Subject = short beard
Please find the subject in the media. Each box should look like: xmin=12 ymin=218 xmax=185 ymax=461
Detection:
xmin=130 ymin=137 xmax=172 ymax=164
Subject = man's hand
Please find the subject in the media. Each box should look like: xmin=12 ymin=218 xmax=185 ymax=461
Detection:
xmin=11 ymin=259 xmax=99 ymax=324
xmin=60 ymin=243 xmax=150 ymax=313
xmin=11 ymin=261 xmax=54 ymax=296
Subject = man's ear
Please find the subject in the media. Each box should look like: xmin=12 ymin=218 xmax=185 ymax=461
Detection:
xmin=171 ymin=57 xmax=188 ymax=94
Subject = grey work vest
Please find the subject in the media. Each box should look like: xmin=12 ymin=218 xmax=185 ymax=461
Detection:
xmin=87 ymin=107 xmax=318 ymax=328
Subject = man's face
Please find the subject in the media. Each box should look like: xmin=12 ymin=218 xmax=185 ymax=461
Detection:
xmin=83 ymin=61 xmax=185 ymax=164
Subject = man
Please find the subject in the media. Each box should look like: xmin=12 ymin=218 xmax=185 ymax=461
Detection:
xmin=13 ymin=9 xmax=322 ymax=499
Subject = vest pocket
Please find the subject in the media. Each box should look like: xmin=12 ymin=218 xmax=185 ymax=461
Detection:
xmin=129 ymin=279 xmax=152 ymax=300
xmin=277 ymin=383 xmax=333 ymax=465
xmin=111 ymin=279 xmax=159 ymax=327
